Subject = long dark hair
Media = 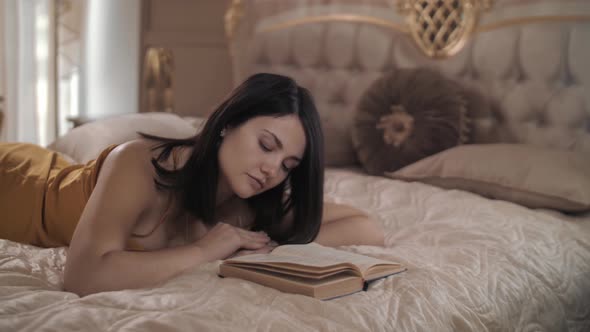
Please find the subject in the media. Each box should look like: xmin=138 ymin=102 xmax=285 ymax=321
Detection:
xmin=139 ymin=73 xmax=324 ymax=244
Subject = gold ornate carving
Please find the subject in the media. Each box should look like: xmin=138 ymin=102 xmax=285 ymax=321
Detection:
xmin=143 ymin=47 xmax=175 ymax=113
xmin=259 ymin=14 xmax=408 ymax=34
xmin=397 ymin=0 xmax=493 ymax=58
xmin=477 ymin=15 xmax=590 ymax=33
xmin=225 ymin=0 xmax=244 ymax=40
xmin=253 ymin=13 xmax=589 ymax=39
xmin=224 ymin=0 xmax=590 ymax=61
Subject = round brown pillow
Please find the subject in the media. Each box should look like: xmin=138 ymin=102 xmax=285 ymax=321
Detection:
xmin=352 ymin=67 xmax=471 ymax=175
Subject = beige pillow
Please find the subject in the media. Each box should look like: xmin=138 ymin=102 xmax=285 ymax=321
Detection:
xmin=385 ymin=144 xmax=590 ymax=213
xmin=181 ymin=116 xmax=207 ymax=130
xmin=48 ymin=112 xmax=200 ymax=163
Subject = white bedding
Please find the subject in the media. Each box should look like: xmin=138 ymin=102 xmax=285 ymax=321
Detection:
xmin=1 ymin=168 xmax=589 ymax=331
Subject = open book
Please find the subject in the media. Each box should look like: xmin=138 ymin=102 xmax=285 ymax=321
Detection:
xmin=218 ymin=242 xmax=406 ymax=300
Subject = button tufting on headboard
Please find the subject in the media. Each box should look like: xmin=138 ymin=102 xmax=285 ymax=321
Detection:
xmin=228 ymin=0 xmax=590 ymax=166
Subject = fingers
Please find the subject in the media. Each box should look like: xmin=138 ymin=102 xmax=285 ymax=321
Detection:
xmin=236 ymin=228 xmax=269 ymax=243
xmin=215 ymin=222 xmax=273 ymax=250
xmin=240 ymin=240 xmax=270 ymax=250
xmin=238 ymin=230 xmax=273 ymax=250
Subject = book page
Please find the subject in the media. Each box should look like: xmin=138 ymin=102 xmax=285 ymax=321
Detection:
xmin=225 ymin=252 xmax=352 ymax=270
xmin=226 ymin=263 xmax=357 ymax=279
xmin=271 ymin=242 xmax=398 ymax=271
xmin=271 ymin=243 xmax=401 ymax=276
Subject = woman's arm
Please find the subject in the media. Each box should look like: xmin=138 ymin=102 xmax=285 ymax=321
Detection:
xmin=314 ymin=202 xmax=385 ymax=247
xmin=64 ymin=143 xmax=269 ymax=296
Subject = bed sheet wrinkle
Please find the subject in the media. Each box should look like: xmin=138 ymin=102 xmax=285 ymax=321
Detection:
xmin=0 ymin=168 xmax=589 ymax=331
xmin=108 ymin=311 xmax=170 ymax=331
xmin=111 ymin=316 xmax=207 ymax=332
xmin=0 ymin=290 xmax=70 ymax=317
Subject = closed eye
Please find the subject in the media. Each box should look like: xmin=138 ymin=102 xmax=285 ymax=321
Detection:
xmin=282 ymin=160 xmax=299 ymax=172
xmin=259 ymin=136 xmax=299 ymax=172
xmin=259 ymin=140 xmax=272 ymax=152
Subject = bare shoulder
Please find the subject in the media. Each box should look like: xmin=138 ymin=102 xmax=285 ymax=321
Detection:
xmin=109 ymin=139 xmax=158 ymax=164
xmin=70 ymin=139 xmax=161 ymax=253
xmin=97 ymin=139 xmax=159 ymax=202
xmin=105 ymin=139 xmax=158 ymax=170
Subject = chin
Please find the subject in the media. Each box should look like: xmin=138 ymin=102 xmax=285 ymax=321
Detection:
xmin=235 ymin=191 xmax=251 ymax=199
xmin=233 ymin=184 xmax=257 ymax=199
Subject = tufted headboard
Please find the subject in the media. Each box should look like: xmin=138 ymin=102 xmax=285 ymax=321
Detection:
xmin=226 ymin=0 xmax=590 ymax=166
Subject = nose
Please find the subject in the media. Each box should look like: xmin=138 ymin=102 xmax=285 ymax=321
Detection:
xmin=260 ymin=158 xmax=281 ymax=179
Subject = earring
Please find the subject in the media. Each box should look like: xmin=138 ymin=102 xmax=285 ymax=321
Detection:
xmin=220 ymin=129 xmax=226 ymax=137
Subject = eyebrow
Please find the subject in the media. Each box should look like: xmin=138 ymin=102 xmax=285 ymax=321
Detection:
xmin=264 ymin=129 xmax=302 ymax=162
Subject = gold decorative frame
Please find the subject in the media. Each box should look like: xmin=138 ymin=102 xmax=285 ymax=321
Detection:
xmin=142 ymin=47 xmax=175 ymax=113
xmin=225 ymin=0 xmax=244 ymax=40
xmin=396 ymin=0 xmax=493 ymax=58
xmin=257 ymin=14 xmax=409 ymax=34
xmin=225 ymin=0 xmax=590 ymax=59
xmin=477 ymin=14 xmax=590 ymax=33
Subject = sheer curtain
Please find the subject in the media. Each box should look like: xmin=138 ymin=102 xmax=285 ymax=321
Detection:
xmin=2 ymin=0 xmax=57 ymax=146
xmin=56 ymin=0 xmax=83 ymax=137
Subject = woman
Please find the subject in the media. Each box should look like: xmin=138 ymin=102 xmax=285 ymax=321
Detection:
xmin=0 ymin=73 xmax=384 ymax=296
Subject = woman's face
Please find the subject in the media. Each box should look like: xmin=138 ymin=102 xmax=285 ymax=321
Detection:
xmin=218 ymin=115 xmax=306 ymax=199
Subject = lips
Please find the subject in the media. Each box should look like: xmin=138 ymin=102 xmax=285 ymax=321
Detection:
xmin=247 ymin=174 xmax=264 ymax=190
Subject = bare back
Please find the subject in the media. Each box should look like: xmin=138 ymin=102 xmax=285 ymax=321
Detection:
xmin=70 ymin=139 xmax=255 ymax=253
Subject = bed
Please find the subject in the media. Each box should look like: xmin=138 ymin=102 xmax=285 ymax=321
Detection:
xmin=2 ymin=0 xmax=590 ymax=331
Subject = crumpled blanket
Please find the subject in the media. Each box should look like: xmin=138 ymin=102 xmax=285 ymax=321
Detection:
xmin=1 ymin=168 xmax=589 ymax=331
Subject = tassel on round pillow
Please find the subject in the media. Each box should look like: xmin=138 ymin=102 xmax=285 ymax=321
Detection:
xmin=352 ymin=68 xmax=471 ymax=175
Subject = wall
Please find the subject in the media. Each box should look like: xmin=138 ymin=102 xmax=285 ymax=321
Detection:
xmin=141 ymin=0 xmax=233 ymax=117
xmin=81 ymin=0 xmax=141 ymax=118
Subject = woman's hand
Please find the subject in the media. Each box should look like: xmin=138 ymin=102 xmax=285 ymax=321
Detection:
xmin=194 ymin=222 xmax=272 ymax=261
xmin=229 ymin=240 xmax=279 ymax=258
